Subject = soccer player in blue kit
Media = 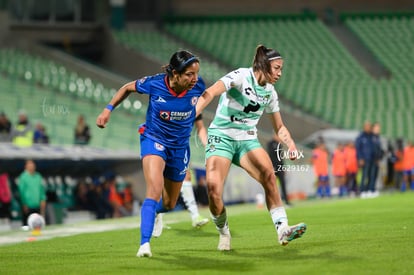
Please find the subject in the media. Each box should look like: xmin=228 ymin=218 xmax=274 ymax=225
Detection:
xmin=96 ymin=50 xmax=205 ymax=257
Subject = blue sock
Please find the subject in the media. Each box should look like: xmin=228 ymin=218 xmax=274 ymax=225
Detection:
xmin=140 ymin=198 xmax=158 ymax=245
xmin=325 ymin=185 xmax=331 ymax=197
xmin=155 ymin=197 xmax=169 ymax=213
xmin=317 ymin=186 xmax=323 ymax=197
xmin=339 ymin=186 xmax=347 ymax=197
xmin=401 ymin=182 xmax=406 ymax=192
xmin=410 ymin=181 xmax=414 ymax=190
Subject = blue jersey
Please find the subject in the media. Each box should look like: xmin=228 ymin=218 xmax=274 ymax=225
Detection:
xmin=136 ymin=73 xmax=205 ymax=148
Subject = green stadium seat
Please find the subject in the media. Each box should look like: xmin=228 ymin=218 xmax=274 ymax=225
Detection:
xmin=0 ymin=50 xmax=145 ymax=151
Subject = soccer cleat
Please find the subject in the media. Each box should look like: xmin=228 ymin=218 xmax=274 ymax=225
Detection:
xmin=137 ymin=242 xmax=152 ymax=257
xmin=192 ymin=215 xmax=209 ymax=228
xmin=278 ymin=223 xmax=307 ymax=246
xmin=152 ymin=213 xmax=163 ymax=238
xmin=217 ymin=232 xmax=231 ymax=251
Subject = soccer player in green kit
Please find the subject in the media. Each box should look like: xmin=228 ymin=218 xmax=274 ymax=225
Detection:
xmin=196 ymin=45 xmax=307 ymax=251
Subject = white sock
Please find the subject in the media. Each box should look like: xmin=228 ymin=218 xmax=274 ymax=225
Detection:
xmin=270 ymin=207 xmax=288 ymax=235
xmin=181 ymin=180 xmax=199 ymax=220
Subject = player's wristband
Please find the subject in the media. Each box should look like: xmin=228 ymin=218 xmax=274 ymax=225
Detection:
xmin=106 ymin=104 xmax=114 ymax=112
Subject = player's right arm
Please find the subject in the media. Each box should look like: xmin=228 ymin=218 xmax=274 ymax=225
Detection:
xmin=96 ymin=81 xmax=136 ymax=128
xmin=194 ymin=116 xmax=207 ymax=147
xmin=269 ymin=112 xmax=298 ymax=160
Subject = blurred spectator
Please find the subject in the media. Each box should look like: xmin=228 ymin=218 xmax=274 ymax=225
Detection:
xmin=370 ymin=122 xmax=383 ymax=197
xmin=74 ymin=179 xmax=91 ymax=211
xmin=344 ymin=141 xmax=358 ymax=196
xmin=384 ymin=140 xmax=397 ymax=189
xmin=106 ymin=173 xmax=130 ymax=218
xmin=312 ymin=140 xmax=330 ymax=198
xmin=0 ymin=173 xmax=12 ymax=220
xmin=393 ymin=138 xmax=405 ymax=190
xmin=332 ymin=143 xmax=347 ymax=197
xmin=17 ymin=160 xmax=46 ymax=226
xmin=87 ymin=177 xmax=112 ymax=219
xmin=119 ymin=182 xmax=134 ymax=215
xmin=0 ymin=111 xmax=12 ymax=142
xmin=74 ymin=114 xmax=91 ymax=145
xmin=11 ymin=110 xmax=33 ymax=147
xmin=355 ymin=121 xmax=375 ymax=198
xmin=401 ymin=140 xmax=414 ymax=192
xmin=33 ymin=122 xmax=50 ymax=144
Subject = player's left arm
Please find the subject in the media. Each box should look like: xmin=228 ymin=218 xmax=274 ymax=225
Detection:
xmin=269 ymin=112 xmax=298 ymax=160
xmin=196 ymin=80 xmax=226 ymax=117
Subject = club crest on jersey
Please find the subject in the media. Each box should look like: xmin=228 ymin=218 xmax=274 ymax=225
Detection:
xmin=160 ymin=111 xmax=170 ymax=120
xmin=208 ymin=144 xmax=216 ymax=153
xmin=191 ymin=96 xmax=198 ymax=106
xmin=154 ymin=142 xmax=165 ymax=151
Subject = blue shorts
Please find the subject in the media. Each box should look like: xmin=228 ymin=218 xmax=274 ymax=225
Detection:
xmin=403 ymin=169 xmax=413 ymax=177
xmin=319 ymin=175 xmax=329 ymax=182
xmin=140 ymin=135 xmax=190 ymax=182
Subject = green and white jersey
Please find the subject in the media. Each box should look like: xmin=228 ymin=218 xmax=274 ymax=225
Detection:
xmin=209 ymin=67 xmax=280 ymax=140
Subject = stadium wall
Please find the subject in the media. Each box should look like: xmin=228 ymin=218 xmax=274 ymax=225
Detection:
xmin=127 ymin=0 xmax=414 ymax=21
xmin=170 ymin=0 xmax=414 ymax=15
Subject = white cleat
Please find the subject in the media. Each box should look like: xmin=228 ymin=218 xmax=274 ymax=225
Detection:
xmin=192 ymin=215 xmax=209 ymax=228
xmin=217 ymin=232 xmax=231 ymax=251
xmin=137 ymin=242 xmax=152 ymax=257
xmin=278 ymin=223 xmax=307 ymax=246
xmin=152 ymin=213 xmax=163 ymax=238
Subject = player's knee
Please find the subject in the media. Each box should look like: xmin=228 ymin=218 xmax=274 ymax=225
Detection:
xmin=263 ymin=169 xmax=277 ymax=185
xmin=207 ymin=184 xmax=221 ymax=202
xmin=162 ymin=198 xmax=177 ymax=210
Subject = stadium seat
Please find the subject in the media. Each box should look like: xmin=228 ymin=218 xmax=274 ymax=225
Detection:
xmin=163 ymin=15 xmax=414 ymax=139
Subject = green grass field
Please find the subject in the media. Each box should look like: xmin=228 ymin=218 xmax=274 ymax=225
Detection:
xmin=1 ymin=192 xmax=413 ymax=275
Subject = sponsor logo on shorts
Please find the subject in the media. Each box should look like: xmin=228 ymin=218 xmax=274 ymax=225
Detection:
xmin=154 ymin=142 xmax=165 ymax=151
xmin=179 ymin=166 xmax=188 ymax=175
